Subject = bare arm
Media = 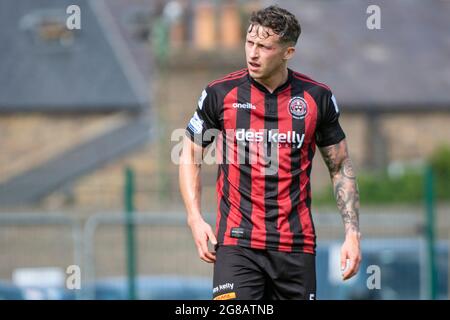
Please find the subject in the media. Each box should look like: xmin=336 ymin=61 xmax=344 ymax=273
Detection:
xmin=179 ymin=135 xmax=217 ymax=263
xmin=319 ymin=139 xmax=361 ymax=280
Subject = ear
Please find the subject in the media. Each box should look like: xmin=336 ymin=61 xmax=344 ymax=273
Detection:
xmin=283 ymin=46 xmax=296 ymax=61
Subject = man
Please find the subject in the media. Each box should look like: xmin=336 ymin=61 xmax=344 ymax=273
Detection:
xmin=179 ymin=5 xmax=361 ymax=300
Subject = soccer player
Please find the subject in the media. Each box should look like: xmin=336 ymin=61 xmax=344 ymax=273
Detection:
xmin=179 ymin=5 xmax=361 ymax=300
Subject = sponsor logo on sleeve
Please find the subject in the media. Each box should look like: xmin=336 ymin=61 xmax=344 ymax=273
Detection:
xmin=188 ymin=112 xmax=204 ymax=134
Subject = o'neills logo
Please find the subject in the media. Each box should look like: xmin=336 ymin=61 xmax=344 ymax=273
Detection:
xmin=235 ymin=129 xmax=305 ymax=148
xmin=233 ymin=102 xmax=256 ymax=110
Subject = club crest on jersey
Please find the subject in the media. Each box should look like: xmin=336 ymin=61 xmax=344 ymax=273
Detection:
xmin=288 ymin=97 xmax=308 ymax=119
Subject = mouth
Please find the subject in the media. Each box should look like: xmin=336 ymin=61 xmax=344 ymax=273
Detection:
xmin=248 ymin=61 xmax=261 ymax=70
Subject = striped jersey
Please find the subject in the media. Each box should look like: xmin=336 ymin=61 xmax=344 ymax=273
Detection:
xmin=186 ymin=68 xmax=345 ymax=254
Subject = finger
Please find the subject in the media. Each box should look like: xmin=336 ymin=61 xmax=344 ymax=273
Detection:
xmin=202 ymin=255 xmax=215 ymax=263
xmin=349 ymin=254 xmax=362 ymax=278
xmin=345 ymin=266 xmax=357 ymax=280
xmin=197 ymin=246 xmax=214 ymax=263
xmin=198 ymin=238 xmax=215 ymax=263
xmin=340 ymin=253 xmax=347 ymax=274
xmin=206 ymin=228 xmax=217 ymax=255
xmin=352 ymin=255 xmax=362 ymax=277
xmin=207 ymin=228 xmax=218 ymax=246
xmin=343 ymin=262 xmax=355 ymax=279
xmin=204 ymin=250 xmax=216 ymax=262
xmin=202 ymin=240 xmax=217 ymax=261
xmin=198 ymin=237 xmax=209 ymax=256
xmin=343 ymin=258 xmax=357 ymax=280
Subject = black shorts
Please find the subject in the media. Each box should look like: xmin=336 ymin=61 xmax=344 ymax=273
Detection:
xmin=212 ymin=245 xmax=316 ymax=300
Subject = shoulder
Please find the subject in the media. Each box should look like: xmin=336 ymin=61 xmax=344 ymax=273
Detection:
xmin=207 ymin=68 xmax=249 ymax=90
xmin=196 ymin=69 xmax=248 ymax=111
xmin=291 ymin=70 xmax=332 ymax=95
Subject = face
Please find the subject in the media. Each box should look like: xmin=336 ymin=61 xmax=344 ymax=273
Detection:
xmin=245 ymin=24 xmax=295 ymax=80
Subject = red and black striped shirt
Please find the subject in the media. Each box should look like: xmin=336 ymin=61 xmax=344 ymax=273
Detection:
xmin=186 ymin=68 xmax=345 ymax=254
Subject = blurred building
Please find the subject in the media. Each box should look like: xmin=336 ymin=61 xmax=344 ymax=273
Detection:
xmin=0 ymin=0 xmax=155 ymax=211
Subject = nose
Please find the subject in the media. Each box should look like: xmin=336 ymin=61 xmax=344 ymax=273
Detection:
xmin=248 ymin=44 xmax=259 ymax=60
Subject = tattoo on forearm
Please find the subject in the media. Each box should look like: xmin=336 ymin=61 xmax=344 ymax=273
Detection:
xmin=321 ymin=144 xmax=340 ymax=176
xmin=342 ymin=158 xmax=356 ymax=179
xmin=320 ymin=141 xmax=360 ymax=235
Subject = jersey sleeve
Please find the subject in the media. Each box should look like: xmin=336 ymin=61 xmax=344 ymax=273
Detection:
xmin=315 ymin=91 xmax=346 ymax=147
xmin=185 ymin=86 xmax=221 ymax=148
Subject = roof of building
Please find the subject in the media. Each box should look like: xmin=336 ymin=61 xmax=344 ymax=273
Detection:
xmin=275 ymin=0 xmax=450 ymax=111
xmin=0 ymin=0 xmax=152 ymax=112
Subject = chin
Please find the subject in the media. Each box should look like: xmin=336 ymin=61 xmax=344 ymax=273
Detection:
xmin=249 ymin=70 xmax=263 ymax=79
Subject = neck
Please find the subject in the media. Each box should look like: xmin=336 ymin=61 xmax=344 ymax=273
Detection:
xmin=254 ymin=67 xmax=289 ymax=93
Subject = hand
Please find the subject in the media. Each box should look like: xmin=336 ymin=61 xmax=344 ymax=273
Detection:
xmin=188 ymin=217 xmax=217 ymax=263
xmin=340 ymin=231 xmax=361 ymax=280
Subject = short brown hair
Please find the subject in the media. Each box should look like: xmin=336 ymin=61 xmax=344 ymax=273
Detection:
xmin=249 ymin=5 xmax=301 ymax=45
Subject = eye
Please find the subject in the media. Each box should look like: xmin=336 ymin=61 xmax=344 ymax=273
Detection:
xmin=257 ymin=43 xmax=270 ymax=50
